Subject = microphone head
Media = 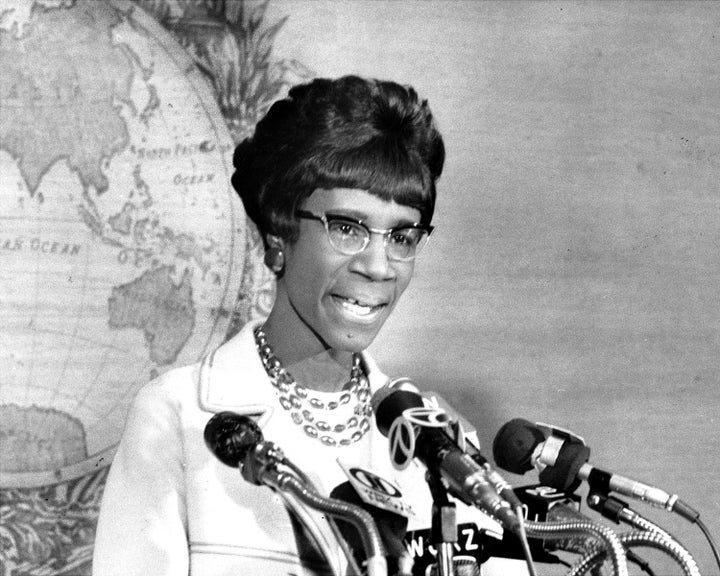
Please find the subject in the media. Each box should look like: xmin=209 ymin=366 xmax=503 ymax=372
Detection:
xmin=370 ymin=377 xmax=420 ymax=411
xmin=492 ymin=418 xmax=545 ymax=474
xmin=538 ymin=438 xmax=590 ymax=493
xmin=204 ymin=411 xmax=264 ymax=468
xmin=371 ymin=382 xmax=424 ymax=436
xmin=492 ymin=418 xmax=591 ymax=493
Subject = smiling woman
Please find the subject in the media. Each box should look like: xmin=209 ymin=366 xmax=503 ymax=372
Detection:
xmin=93 ymin=75 xmax=467 ymax=576
xmin=267 ymin=188 xmax=423 ymax=371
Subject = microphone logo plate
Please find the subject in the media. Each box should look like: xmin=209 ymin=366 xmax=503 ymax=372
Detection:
xmin=388 ymin=417 xmax=416 ymax=470
xmin=337 ymin=459 xmax=416 ymax=518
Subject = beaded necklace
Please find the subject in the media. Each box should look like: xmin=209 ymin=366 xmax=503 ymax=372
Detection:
xmin=254 ymin=327 xmax=372 ymax=447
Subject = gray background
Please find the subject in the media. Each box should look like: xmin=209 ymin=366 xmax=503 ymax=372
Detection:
xmin=266 ymin=1 xmax=720 ymax=573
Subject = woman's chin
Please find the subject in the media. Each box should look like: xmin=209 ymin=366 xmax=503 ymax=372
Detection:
xmin=324 ymin=326 xmax=381 ymax=354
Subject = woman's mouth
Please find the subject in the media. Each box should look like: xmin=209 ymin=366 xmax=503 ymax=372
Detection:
xmin=332 ymin=295 xmax=386 ymax=318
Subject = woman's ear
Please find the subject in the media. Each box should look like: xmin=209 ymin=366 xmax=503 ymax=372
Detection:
xmin=265 ymin=234 xmax=283 ymax=249
xmin=263 ymin=235 xmax=285 ymax=273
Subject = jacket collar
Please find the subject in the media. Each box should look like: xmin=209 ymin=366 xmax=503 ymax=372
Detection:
xmin=198 ymin=319 xmax=387 ymax=426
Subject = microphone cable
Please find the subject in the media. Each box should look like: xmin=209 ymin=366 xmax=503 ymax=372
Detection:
xmin=695 ymin=516 xmax=720 ymax=575
xmin=588 ymin=484 xmax=718 ymax=575
xmin=524 ymin=503 xmax=629 ymax=576
xmin=269 ymin=455 xmax=370 ymax=576
xmin=514 ymin=509 xmax=538 ymax=576
xmin=568 ymin=530 xmax=701 ymax=576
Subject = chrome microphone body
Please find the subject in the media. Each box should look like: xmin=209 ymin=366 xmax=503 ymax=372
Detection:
xmin=579 ymin=463 xmax=680 ymax=513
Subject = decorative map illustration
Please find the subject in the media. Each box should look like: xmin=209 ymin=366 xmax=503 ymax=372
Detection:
xmin=0 ymin=0 xmax=243 ymax=485
xmin=0 ymin=0 xmax=313 ymax=572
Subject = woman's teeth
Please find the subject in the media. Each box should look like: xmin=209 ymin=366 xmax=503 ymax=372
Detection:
xmin=339 ymin=297 xmax=379 ymax=316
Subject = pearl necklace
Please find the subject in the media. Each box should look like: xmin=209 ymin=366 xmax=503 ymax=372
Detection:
xmin=254 ymin=327 xmax=372 ymax=447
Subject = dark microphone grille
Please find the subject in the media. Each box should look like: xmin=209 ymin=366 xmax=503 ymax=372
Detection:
xmin=371 ymin=386 xmax=424 ymax=436
xmin=492 ymin=418 xmax=544 ymax=474
xmin=370 ymin=377 xmax=419 ymax=412
xmin=203 ymin=411 xmax=264 ymax=468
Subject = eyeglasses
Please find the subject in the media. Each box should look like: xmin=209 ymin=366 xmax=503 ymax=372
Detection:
xmin=295 ymin=210 xmax=434 ymax=261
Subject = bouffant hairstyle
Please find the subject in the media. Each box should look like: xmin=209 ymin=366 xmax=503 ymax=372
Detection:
xmin=231 ymin=75 xmax=445 ymax=243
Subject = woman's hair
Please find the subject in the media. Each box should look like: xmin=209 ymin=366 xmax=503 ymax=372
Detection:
xmin=231 ymin=75 xmax=445 ymax=242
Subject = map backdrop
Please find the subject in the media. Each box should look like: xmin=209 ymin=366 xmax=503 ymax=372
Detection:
xmin=0 ymin=0 xmax=301 ymax=573
xmin=2 ymin=1 xmax=720 ymax=575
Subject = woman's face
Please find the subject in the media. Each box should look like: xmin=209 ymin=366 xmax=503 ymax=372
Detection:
xmin=273 ymin=187 xmax=421 ymax=358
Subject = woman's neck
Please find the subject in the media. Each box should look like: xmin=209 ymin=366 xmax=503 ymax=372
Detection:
xmin=260 ymin=315 xmax=355 ymax=394
xmin=285 ymin=349 xmax=355 ymax=394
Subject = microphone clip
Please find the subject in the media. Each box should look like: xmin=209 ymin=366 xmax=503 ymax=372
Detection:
xmin=241 ymin=441 xmax=285 ymax=486
xmin=532 ymin=423 xmax=591 ymax=494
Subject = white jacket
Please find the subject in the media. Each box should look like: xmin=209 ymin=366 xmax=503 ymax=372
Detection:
xmin=93 ymin=320 xmax=520 ymax=576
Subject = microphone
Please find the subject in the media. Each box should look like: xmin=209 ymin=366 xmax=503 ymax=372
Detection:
xmin=422 ymin=390 xmax=523 ymax=513
xmin=204 ymin=411 xmax=389 ymax=576
xmin=203 ymin=410 xmax=265 ymax=467
xmin=371 ymin=380 xmax=521 ymax=534
xmin=331 ymin=482 xmax=413 ymax=576
xmin=492 ymin=418 xmax=700 ymax=522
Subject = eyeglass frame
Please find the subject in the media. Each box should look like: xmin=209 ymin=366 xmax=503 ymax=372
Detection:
xmin=294 ymin=209 xmax=434 ymax=261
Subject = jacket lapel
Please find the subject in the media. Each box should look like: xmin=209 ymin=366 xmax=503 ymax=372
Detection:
xmin=198 ymin=318 xmax=389 ymax=429
xmin=198 ymin=319 xmax=276 ymax=427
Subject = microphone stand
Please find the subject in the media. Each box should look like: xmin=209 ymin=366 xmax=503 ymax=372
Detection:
xmin=427 ymin=470 xmax=458 ymax=576
xmin=242 ymin=441 xmax=388 ymax=576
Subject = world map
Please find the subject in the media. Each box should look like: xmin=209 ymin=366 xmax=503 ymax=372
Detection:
xmin=0 ymin=0 xmax=250 ymax=489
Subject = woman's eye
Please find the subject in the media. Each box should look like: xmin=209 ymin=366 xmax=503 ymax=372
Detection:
xmin=329 ymin=220 xmax=362 ymax=238
xmin=391 ymin=230 xmax=417 ymax=246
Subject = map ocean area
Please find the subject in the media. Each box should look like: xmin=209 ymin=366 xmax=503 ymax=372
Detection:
xmin=0 ymin=0 xmax=246 ymax=486
xmin=0 ymin=235 xmax=81 ymax=256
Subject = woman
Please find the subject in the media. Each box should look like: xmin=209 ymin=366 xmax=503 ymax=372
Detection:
xmin=94 ymin=76 xmax=497 ymax=576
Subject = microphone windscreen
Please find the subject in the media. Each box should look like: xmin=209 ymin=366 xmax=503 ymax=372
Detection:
xmin=538 ymin=440 xmax=590 ymax=493
xmin=492 ymin=418 xmax=544 ymax=474
xmin=371 ymin=388 xmax=424 ymax=436
xmin=204 ymin=411 xmax=264 ymax=468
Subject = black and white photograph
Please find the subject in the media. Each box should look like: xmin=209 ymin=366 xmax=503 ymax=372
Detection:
xmin=1 ymin=1 xmax=719 ymax=575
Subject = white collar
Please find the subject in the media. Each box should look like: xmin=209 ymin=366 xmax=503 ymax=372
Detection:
xmin=198 ymin=319 xmax=386 ymax=427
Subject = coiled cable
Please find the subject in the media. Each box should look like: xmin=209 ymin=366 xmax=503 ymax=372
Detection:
xmin=567 ymin=530 xmax=700 ymax=576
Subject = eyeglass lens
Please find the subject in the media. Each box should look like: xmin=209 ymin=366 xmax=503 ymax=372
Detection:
xmin=325 ymin=218 xmax=428 ymax=260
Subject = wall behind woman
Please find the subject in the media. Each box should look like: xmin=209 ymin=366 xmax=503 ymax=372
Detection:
xmin=263 ymin=0 xmax=720 ymax=573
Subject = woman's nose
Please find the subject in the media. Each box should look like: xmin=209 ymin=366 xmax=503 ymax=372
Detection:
xmin=352 ymin=233 xmax=395 ymax=280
